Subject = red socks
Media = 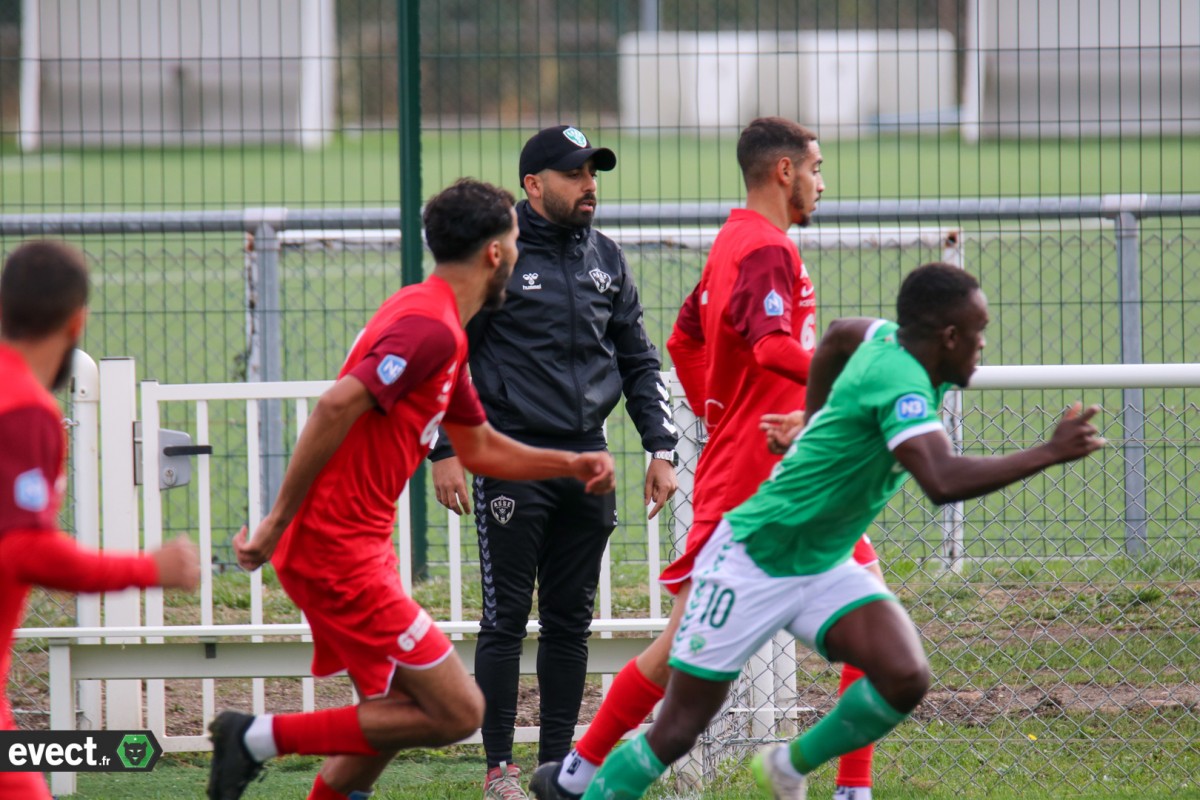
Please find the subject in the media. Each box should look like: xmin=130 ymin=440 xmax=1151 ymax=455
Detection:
xmin=308 ymin=774 xmax=349 ymax=800
xmin=835 ymin=664 xmax=874 ymax=787
xmin=575 ymin=659 xmax=666 ymax=765
xmin=272 ymin=706 xmax=380 ymax=757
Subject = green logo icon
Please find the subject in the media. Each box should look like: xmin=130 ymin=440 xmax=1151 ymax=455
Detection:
xmin=689 ymin=634 xmax=707 ymax=654
xmin=116 ymin=734 xmax=155 ymax=769
xmin=563 ymin=127 xmax=588 ymax=147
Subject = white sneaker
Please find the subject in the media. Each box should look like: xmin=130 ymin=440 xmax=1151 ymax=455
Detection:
xmin=751 ymin=745 xmax=808 ymax=800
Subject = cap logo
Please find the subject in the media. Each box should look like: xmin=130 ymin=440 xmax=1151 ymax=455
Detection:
xmin=563 ymin=127 xmax=588 ymax=148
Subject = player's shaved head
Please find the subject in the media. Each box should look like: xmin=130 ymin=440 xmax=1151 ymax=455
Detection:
xmin=897 ymin=262 xmax=982 ymax=337
xmin=423 ymin=179 xmax=517 ymax=263
xmin=0 ymin=240 xmax=90 ymax=341
xmin=737 ymin=117 xmax=819 ymax=189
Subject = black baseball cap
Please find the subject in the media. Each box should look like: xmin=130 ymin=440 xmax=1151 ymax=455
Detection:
xmin=519 ymin=125 xmax=617 ymax=183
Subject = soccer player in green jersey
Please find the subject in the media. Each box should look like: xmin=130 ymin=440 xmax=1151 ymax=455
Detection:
xmin=580 ymin=263 xmax=1105 ymax=800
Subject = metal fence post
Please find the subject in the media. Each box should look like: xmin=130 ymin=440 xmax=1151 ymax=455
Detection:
xmin=97 ymin=357 xmax=142 ymax=729
xmin=941 ymin=230 xmax=966 ymax=573
xmin=248 ymin=219 xmax=286 ymax=513
xmin=1116 ymin=211 xmax=1147 ymax=556
xmin=69 ymin=350 xmax=102 ymax=733
xmin=399 ymin=0 xmax=428 ymax=579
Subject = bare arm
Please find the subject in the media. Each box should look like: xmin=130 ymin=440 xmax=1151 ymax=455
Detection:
xmin=443 ymin=421 xmax=615 ymax=494
xmin=760 ymin=317 xmax=879 ymax=453
xmin=894 ymin=403 xmax=1105 ymax=505
xmin=235 ymin=374 xmax=376 ymax=570
xmin=803 ymin=317 xmax=880 ymax=415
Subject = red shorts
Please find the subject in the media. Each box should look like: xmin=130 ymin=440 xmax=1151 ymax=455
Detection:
xmin=0 ymin=771 xmax=53 ymax=799
xmin=659 ymin=520 xmax=879 ymax=595
xmin=277 ymin=563 xmax=453 ymax=698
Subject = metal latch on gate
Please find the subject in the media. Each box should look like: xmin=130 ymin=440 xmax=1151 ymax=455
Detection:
xmin=132 ymin=422 xmax=214 ymax=489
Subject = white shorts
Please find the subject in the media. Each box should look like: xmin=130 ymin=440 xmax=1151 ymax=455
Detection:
xmin=668 ymin=520 xmax=897 ymax=681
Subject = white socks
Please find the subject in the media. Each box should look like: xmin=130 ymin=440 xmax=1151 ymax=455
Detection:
xmin=771 ymin=745 xmax=805 ymax=780
xmin=833 ymin=787 xmax=873 ymax=800
xmin=242 ymin=714 xmax=278 ymax=762
xmin=556 ymin=749 xmax=599 ymax=796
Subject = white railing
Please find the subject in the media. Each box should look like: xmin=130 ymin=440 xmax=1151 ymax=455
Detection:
xmin=17 ymin=355 xmax=1200 ymax=795
xmin=134 ymin=362 xmax=683 ymax=753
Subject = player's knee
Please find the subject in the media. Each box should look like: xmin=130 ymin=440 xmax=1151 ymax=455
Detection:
xmin=636 ymin=642 xmax=672 ymax=687
xmin=440 ymin=683 xmax=484 ymax=743
xmin=482 ymin=614 xmax=533 ymax=640
xmin=885 ymin=657 xmax=931 ymax=713
xmin=538 ymin=609 xmax=594 ymax=640
xmin=647 ymin=719 xmax=703 ymax=764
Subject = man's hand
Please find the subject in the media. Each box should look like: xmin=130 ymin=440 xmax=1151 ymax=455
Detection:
xmin=432 ymin=456 xmax=471 ymax=515
xmin=644 ymin=458 xmax=678 ymax=520
xmin=152 ymin=536 xmax=200 ymax=590
xmin=572 ymin=452 xmax=616 ymax=495
xmin=760 ymin=410 xmax=807 ymax=455
xmin=1046 ymin=402 xmax=1106 ymax=463
xmin=233 ymin=520 xmax=285 ymax=572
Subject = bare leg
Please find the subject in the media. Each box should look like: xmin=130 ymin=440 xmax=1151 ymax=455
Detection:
xmin=319 ymin=652 xmax=484 ymax=794
xmin=822 ymin=598 xmax=929 ymax=714
xmin=634 ymin=579 xmax=691 ymax=687
xmin=644 ymin=670 xmax=732 ymax=765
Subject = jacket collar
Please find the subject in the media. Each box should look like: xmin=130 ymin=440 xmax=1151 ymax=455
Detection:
xmin=517 ymin=199 xmax=588 ymax=245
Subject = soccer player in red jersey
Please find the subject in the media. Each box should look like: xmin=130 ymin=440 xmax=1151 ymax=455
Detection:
xmin=0 ymin=241 xmax=200 ymax=800
xmin=534 ymin=119 xmax=878 ymax=800
xmin=207 ymin=180 xmax=616 ymax=800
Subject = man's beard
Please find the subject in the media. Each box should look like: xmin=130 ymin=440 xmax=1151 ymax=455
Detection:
xmin=790 ymin=179 xmax=813 ymax=228
xmin=483 ymin=259 xmax=514 ymax=311
xmin=543 ymin=190 xmax=596 ymax=228
xmin=51 ymin=342 xmax=77 ymax=392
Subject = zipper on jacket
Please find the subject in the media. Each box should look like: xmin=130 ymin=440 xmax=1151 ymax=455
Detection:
xmin=562 ymin=234 xmax=585 ymax=431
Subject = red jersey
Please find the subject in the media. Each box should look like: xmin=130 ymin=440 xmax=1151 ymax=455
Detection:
xmin=0 ymin=345 xmax=158 ymax=731
xmin=273 ymin=276 xmax=486 ymax=578
xmin=669 ymin=209 xmax=815 ymax=524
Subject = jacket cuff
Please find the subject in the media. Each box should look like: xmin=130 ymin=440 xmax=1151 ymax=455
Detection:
xmin=642 ymin=435 xmax=679 ymax=453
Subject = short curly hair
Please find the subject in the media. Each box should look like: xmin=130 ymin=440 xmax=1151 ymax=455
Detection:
xmin=1 ymin=240 xmax=90 ymax=340
xmin=896 ymin=263 xmax=981 ymax=335
xmin=423 ymin=179 xmax=516 ymax=263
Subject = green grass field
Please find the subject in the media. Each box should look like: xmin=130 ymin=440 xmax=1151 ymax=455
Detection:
xmin=6 ymin=132 xmax=1200 ymax=797
xmin=3 ymin=131 xmax=1199 ymax=209
xmin=35 ymin=561 xmax=1196 ymax=799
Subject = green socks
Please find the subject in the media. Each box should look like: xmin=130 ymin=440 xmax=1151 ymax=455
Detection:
xmin=577 ymin=681 xmax=905 ymax=796
xmin=789 ymin=678 xmax=909 ymax=773
xmin=581 ymin=733 xmax=668 ymax=800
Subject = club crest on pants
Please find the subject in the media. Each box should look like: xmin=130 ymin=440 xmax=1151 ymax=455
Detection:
xmin=490 ymin=495 xmax=515 ymax=525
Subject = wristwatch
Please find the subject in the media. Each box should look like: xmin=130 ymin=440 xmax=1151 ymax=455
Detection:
xmin=651 ymin=449 xmax=678 ymax=466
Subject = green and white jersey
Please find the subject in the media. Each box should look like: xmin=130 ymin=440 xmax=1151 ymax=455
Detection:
xmin=725 ymin=320 xmax=952 ymax=577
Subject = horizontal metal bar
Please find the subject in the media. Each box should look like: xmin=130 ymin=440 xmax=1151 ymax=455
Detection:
xmin=970 ymin=363 xmax=1200 ymax=389
xmin=61 ymin=636 xmax=651 ymax=681
xmin=14 ymin=617 xmax=670 ymax=641
xmin=160 ymin=723 xmax=652 ymax=753
xmin=147 ymin=380 xmax=333 ymax=401
xmin=0 ymin=195 xmax=1197 ymax=236
xmin=135 ymin=364 xmax=1200 ymax=408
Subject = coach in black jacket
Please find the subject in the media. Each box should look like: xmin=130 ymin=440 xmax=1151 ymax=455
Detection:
xmin=429 ymin=125 xmax=678 ymax=797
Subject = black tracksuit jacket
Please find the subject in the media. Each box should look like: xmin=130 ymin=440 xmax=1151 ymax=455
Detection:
xmin=430 ymin=199 xmax=677 ymax=457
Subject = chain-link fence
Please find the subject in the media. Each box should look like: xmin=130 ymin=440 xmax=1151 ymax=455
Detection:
xmin=684 ymin=396 xmax=1200 ymax=795
xmin=6 ymin=204 xmax=1199 ymax=795
xmin=3 ymin=0 xmax=1200 ymax=793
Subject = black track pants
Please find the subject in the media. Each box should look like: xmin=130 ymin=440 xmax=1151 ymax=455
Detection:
xmin=472 ymin=470 xmax=617 ymax=767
